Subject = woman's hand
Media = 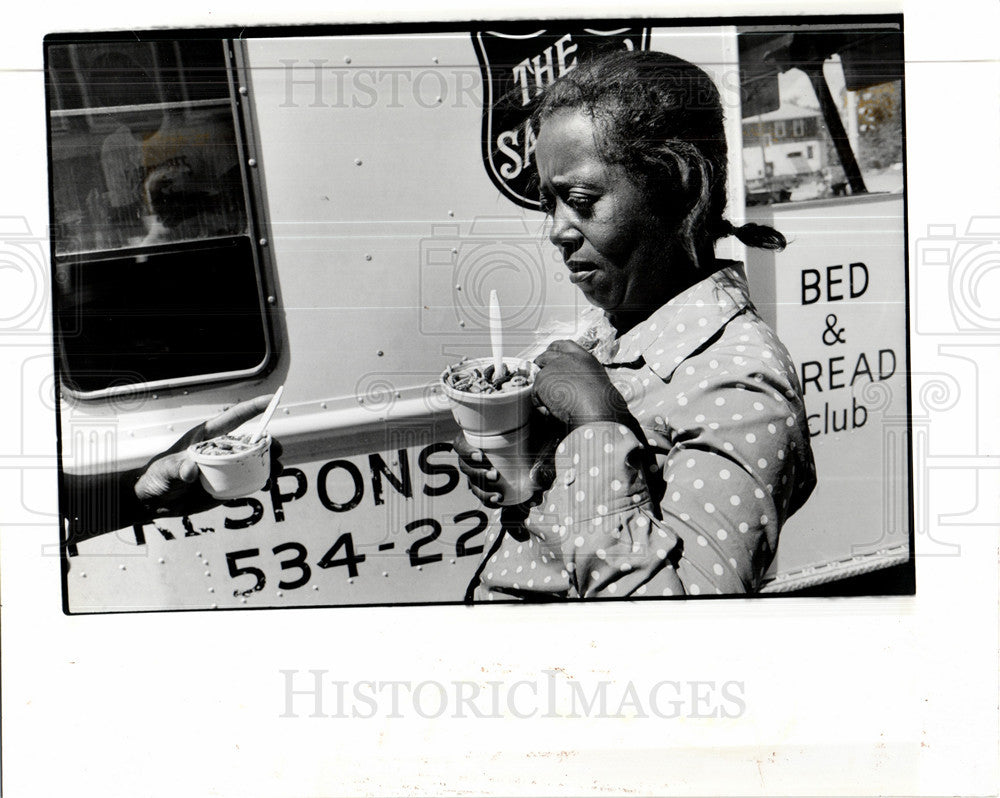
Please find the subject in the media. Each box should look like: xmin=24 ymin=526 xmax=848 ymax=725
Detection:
xmin=533 ymin=340 xmax=631 ymax=430
xmin=135 ymin=395 xmax=284 ymax=518
xmin=454 ymin=414 xmax=566 ymax=508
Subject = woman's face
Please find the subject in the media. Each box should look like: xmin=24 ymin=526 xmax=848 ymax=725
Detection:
xmin=535 ymin=109 xmax=676 ymax=321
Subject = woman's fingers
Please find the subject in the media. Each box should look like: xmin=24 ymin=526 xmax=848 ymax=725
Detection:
xmin=459 ymin=458 xmax=502 ymax=492
xmin=546 ymin=338 xmax=586 ymax=353
xmin=453 ymin=435 xmax=504 ymax=503
xmin=135 ymin=452 xmax=214 ymax=516
xmin=202 ymin=394 xmax=274 ymax=439
xmin=451 ymin=433 xmax=478 ymax=459
xmin=453 ymin=435 xmax=493 ymax=471
xmin=534 ymin=349 xmax=562 ymax=368
xmin=469 ymin=483 xmax=503 ymax=508
xmin=177 ymin=456 xmax=200 ymax=484
xmin=535 ymin=339 xmax=587 ymax=366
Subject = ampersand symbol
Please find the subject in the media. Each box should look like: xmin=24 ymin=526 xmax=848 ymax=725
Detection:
xmin=822 ymin=314 xmax=846 ymax=346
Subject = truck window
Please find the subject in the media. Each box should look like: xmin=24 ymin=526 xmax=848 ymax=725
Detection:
xmin=46 ymin=38 xmax=271 ymax=396
xmin=738 ymin=26 xmax=903 ymax=206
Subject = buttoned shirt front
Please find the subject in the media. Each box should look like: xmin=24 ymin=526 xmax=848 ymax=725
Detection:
xmin=471 ymin=261 xmax=817 ymax=600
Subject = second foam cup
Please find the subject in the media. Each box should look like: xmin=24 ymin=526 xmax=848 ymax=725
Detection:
xmin=187 ymin=434 xmax=272 ymax=499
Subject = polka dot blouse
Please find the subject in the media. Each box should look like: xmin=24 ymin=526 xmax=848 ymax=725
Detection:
xmin=469 ymin=261 xmax=817 ymax=601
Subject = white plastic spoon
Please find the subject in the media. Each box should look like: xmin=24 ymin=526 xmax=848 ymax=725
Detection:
xmin=489 ymin=289 xmax=503 ymax=379
xmin=249 ymin=384 xmax=284 ymax=444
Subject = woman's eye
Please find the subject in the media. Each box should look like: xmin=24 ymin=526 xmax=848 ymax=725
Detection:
xmin=537 ymin=192 xmax=594 ymax=215
xmin=566 ymin=194 xmax=596 ymax=211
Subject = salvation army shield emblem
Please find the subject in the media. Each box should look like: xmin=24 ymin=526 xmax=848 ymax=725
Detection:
xmin=473 ymin=26 xmax=650 ymax=210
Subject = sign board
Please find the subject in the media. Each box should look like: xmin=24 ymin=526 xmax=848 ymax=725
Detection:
xmin=474 ymin=26 xmax=649 ymax=209
xmin=747 ymin=193 xmax=910 ymax=590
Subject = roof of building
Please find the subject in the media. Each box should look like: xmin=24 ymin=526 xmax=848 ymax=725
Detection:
xmin=743 ymin=103 xmax=824 ymax=123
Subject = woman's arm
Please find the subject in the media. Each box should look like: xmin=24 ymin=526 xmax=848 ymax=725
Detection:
xmin=454 ymin=340 xmax=643 ymax=508
xmin=62 ymin=467 xmax=150 ymax=544
xmin=62 ymin=396 xmax=281 ymax=544
xmin=529 ymin=337 xmax=816 ymax=596
xmin=465 ymin=329 xmax=816 ymax=599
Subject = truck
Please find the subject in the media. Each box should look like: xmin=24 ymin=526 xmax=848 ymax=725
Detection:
xmin=45 ymin=17 xmax=911 ymax=612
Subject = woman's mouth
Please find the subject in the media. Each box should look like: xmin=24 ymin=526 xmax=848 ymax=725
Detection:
xmin=567 ymin=265 xmax=599 ymax=285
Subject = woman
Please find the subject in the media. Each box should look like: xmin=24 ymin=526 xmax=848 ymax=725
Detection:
xmin=457 ymin=50 xmax=816 ymax=600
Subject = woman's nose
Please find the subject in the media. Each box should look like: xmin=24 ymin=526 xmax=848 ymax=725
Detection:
xmin=547 ymin=206 xmax=583 ymax=260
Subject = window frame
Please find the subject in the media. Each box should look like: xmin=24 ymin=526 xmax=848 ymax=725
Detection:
xmin=46 ymin=36 xmax=276 ymax=401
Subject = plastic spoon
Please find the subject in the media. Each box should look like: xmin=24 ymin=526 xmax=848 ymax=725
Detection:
xmin=249 ymin=385 xmax=284 ymax=444
xmin=489 ymin=289 xmax=503 ymax=380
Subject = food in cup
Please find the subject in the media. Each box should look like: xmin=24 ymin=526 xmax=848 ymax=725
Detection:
xmin=191 ymin=433 xmax=262 ymax=456
xmin=195 ymin=433 xmax=259 ymax=456
xmin=440 ymin=357 xmax=539 ymax=505
xmin=443 ymin=360 xmax=534 ymax=395
xmin=187 ymin=433 xmax=271 ymax=500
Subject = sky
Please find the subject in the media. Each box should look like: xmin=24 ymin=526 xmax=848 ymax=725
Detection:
xmin=780 ymin=55 xmax=847 ymax=109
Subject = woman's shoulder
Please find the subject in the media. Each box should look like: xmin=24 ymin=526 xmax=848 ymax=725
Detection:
xmin=653 ymin=295 xmax=804 ymax=410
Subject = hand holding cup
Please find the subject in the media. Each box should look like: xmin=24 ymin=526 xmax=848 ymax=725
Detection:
xmin=135 ymin=395 xmax=283 ymax=517
xmin=442 ymin=357 xmax=539 ymax=506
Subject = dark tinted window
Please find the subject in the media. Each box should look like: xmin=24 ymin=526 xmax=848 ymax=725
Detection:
xmin=46 ymin=38 xmax=269 ymax=395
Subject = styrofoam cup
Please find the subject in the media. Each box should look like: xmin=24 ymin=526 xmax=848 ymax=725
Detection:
xmin=441 ymin=357 xmax=538 ymax=436
xmin=187 ymin=434 xmax=271 ymax=500
xmin=462 ymin=426 xmax=534 ymax=506
xmin=442 ymin=357 xmax=538 ymax=505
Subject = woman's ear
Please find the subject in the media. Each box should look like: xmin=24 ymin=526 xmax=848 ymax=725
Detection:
xmin=660 ymin=144 xmax=713 ymax=266
xmin=679 ymin=148 xmax=713 ymax=217
xmin=651 ymin=143 xmax=710 ymax=213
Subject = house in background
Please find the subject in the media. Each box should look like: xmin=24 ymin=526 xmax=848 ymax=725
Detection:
xmin=742 ymin=103 xmax=830 ymax=201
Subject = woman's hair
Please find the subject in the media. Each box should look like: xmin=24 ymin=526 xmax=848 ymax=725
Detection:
xmin=530 ymin=49 xmax=786 ymax=257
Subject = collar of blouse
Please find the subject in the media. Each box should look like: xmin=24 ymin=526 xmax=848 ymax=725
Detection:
xmin=577 ymin=260 xmax=754 ymax=382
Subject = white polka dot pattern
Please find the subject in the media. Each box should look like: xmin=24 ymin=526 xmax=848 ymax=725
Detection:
xmin=473 ymin=263 xmax=816 ymax=602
